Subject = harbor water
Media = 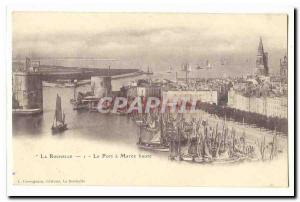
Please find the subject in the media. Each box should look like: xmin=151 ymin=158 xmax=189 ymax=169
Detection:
xmin=12 ymin=76 xmax=288 ymax=187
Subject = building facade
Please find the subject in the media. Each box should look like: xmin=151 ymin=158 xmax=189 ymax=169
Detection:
xmin=91 ymin=76 xmax=112 ymax=98
xmin=228 ymin=88 xmax=287 ymax=119
xmin=127 ymin=85 xmax=161 ymax=98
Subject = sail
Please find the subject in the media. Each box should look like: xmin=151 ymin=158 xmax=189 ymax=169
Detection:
xmin=150 ymin=131 xmax=161 ymax=143
xmin=62 ymin=113 xmax=65 ymax=124
xmin=55 ymin=94 xmax=63 ymax=123
xmin=149 ymin=120 xmax=156 ymax=129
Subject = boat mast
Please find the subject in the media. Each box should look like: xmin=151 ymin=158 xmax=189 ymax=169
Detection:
xmin=73 ymin=80 xmax=77 ymax=100
xmin=138 ymin=122 xmax=142 ymax=144
xmin=185 ymin=64 xmax=188 ymax=84
xmin=52 ymin=112 xmax=56 ymax=127
xmin=178 ymin=122 xmax=181 ymax=159
xmin=195 ymin=119 xmax=199 ymax=158
xmin=62 ymin=110 xmax=65 ymax=124
xmin=242 ymin=117 xmax=245 ymax=137
xmin=160 ymin=114 xmax=164 ymax=145
xmin=55 ymin=94 xmax=63 ymax=124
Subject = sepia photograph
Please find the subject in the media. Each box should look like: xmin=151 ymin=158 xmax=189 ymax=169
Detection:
xmin=6 ymin=6 xmax=294 ymax=196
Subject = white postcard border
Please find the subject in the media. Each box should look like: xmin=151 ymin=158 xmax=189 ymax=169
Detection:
xmin=4 ymin=0 xmax=295 ymax=196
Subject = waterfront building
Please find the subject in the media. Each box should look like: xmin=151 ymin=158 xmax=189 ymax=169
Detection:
xmin=91 ymin=76 xmax=112 ymax=98
xmin=74 ymin=76 xmax=112 ymax=111
xmin=266 ymin=96 xmax=288 ymax=118
xmin=127 ymin=85 xmax=161 ymax=98
xmin=228 ymin=90 xmax=251 ymax=112
xmin=162 ymin=90 xmax=218 ymax=105
xmin=255 ymin=37 xmax=269 ymax=76
xmin=227 ymin=88 xmax=287 ymax=119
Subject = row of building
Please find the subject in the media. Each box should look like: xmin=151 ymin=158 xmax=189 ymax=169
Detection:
xmin=124 ymin=77 xmax=287 ymax=119
xmin=125 ymin=83 xmax=219 ymax=105
xmin=227 ymin=88 xmax=287 ymax=119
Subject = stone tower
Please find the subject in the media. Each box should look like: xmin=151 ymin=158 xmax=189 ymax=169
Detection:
xmin=255 ymin=37 xmax=269 ymax=76
xmin=12 ymin=57 xmax=43 ymax=113
xmin=280 ymin=54 xmax=288 ymax=78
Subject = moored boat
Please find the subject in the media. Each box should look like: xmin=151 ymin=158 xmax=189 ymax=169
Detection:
xmin=137 ymin=114 xmax=169 ymax=152
xmin=167 ymin=66 xmax=172 ymax=73
xmin=51 ymin=94 xmax=68 ymax=133
xmin=137 ymin=142 xmax=169 ymax=152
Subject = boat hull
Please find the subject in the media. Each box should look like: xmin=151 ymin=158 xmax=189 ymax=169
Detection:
xmin=51 ymin=124 xmax=68 ymax=133
xmin=137 ymin=142 xmax=169 ymax=152
xmin=181 ymin=154 xmax=194 ymax=162
xmin=73 ymin=104 xmax=89 ymax=110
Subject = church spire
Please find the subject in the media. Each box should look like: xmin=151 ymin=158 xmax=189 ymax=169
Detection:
xmin=257 ymin=36 xmax=264 ymax=55
xmin=255 ymin=37 xmax=269 ymax=76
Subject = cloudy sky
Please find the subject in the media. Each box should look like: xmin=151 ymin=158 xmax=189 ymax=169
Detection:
xmin=12 ymin=12 xmax=287 ymax=75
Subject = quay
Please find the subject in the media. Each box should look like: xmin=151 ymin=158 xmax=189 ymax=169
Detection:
xmin=38 ymin=65 xmax=140 ymax=81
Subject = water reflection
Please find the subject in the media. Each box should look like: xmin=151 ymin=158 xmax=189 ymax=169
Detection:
xmin=13 ymin=114 xmax=44 ymax=136
xmin=12 ymin=84 xmax=140 ymax=146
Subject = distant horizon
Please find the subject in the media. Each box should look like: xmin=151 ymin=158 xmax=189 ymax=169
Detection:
xmin=12 ymin=52 xmax=286 ymax=77
xmin=12 ymin=12 xmax=288 ymax=76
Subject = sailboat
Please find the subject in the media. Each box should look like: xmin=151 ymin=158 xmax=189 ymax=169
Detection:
xmin=51 ymin=94 xmax=67 ymax=133
xmin=168 ymin=124 xmax=183 ymax=161
xmin=145 ymin=66 xmax=153 ymax=75
xmin=196 ymin=64 xmax=204 ymax=70
xmin=146 ymin=119 xmax=158 ymax=132
xmin=137 ymin=130 xmax=169 ymax=152
xmin=203 ymin=60 xmax=213 ymax=69
xmin=196 ymin=60 xmax=212 ymax=70
xmin=137 ymin=114 xmax=169 ymax=152
xmin=167 ymin=66 xmax=172 ymax=73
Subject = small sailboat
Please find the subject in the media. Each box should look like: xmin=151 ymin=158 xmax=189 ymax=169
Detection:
xmin=201 ymin=60 xmax=213 ymax=69
xmin=196 ymin=64 xmax=204 ymax=70
xmin=146 ymin=120 xmax=157 ymax=132
xmin=51 ymin=94 xmax=67 ymax=133
xmin=145 ymin=66 xmax=153 ymax=75
xmin=137 ymin=114 xmax=169 ymax=152
xmin=137 ymin=130 xmax=170 ymax=152
xmin=167 ymin=66 xmax=172 ymax=73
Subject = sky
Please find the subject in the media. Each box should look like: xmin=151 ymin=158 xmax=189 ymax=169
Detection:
xmin=12 ymin=12 xmax=288 ymax=75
